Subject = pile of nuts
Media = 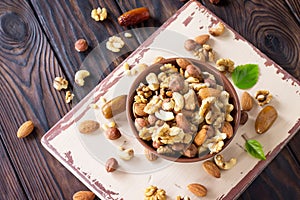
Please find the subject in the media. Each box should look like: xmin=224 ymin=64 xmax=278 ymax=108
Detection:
xmin=132 ymin=59 xmax=235 ymax=158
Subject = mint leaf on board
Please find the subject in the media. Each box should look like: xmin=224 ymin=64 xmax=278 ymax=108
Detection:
xmin=245 ymin=139 xmax=266 ymax=160
xmin=232 ymin=64 xmax=259 ymax=89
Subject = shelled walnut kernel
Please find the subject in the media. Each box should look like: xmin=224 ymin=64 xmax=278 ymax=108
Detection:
xmin=53 ymin=77 xmax=68 ymax=91
xmin=91 ymin=7 xmax=107 ymax=21
xmin=144 ymin=185 xmax=166 ymax=200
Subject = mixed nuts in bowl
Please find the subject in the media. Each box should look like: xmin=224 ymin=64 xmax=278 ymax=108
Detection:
xmin=127 ymin=58 xmax=241 ymax=162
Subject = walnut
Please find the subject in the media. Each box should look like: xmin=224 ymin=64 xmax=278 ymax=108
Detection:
xmin=91 ymin=7 xmax=107 ymax=21
xmin=106 ymin=36 xmax=125 ymax=52
xmin=255 ymin=90 xmax=273 ymax=106
xmin=53 ymin=77 xmax=68 ymax=91
xmin=176 ymin=196 xmax=191 ymax=200
xmin=144 ymin=96 xmax=162 ymax=114
xmin=144 ymin=185 xmax=166 ymax=200
xmin=216 ymin=58 xmax=235 ymax=73
xmin=65 ymin=91 xmax=74 ymax=103
xmin=193 ymin=44 xmax=215 ymax=62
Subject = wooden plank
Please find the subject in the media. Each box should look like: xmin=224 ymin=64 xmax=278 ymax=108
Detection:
xmin=238 ymin=147 xmax=300 ymax=199
xmin=288 ymin=131 xmax=300 ymax=163
xmin=285 ymin=0 xmax=300 ymax=23
xmin=0 ymin=139 xmax=27 ymax=199
xmin=202 ymin=0 xmax=300 ymax=80
xmin=29 ymin=0 xmax=141 ymax=90
xmin=0 ymin=0 xmax=91 ymax=199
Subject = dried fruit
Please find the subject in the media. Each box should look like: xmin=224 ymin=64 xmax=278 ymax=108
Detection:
xmin=202 ymin=160 xmax=221 ymax=178
xmin=118 ymin=7 xmax=150 ymax=26
xmin=72 ymin=191 xmax=95 ymax=200
xmin=105 ymin=127 xmax=121 ymax=140
xmin=255 ymin=105 xmax=278 ymax=134
xmin=105 ymin=158 xmax=118 ymax=172
xmin=17 ymin=120 xmax=34 ymax=138
xmin=74 ymin=39 xmax=88 ymax=52
xmin=187 ymin=183 xmax=207 ymax=197
xmin=194 ymin=34 xmax=210 ymax=45
xmin=78 ymin=120 xmax=100 ymax=134
xmin=241 ymin=91 xmax=253 ymax=111
xmin=102 ymin=95 xmax=127 ymax=119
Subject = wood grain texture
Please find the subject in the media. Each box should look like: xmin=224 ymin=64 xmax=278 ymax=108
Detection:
xmin=239 ymin=147 xmax=300 ymax=199
xmin=0 ymin=0 xmax=299 ymax=199
xmin=285 ymin=0 xmax=300 ymax=23
xmin=0 ymin=0 xmax=89 ymax=199
xmin=30 ymin=0 xmax=141 ymax=93
xmin=0 ymin=140 xmax=27 ymax=199
xmin=201 ymin=0 xmax=300 ymax=80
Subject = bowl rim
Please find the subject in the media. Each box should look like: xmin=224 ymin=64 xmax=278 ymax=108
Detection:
xmin=126 ymin=57 xmax=241 ymax=162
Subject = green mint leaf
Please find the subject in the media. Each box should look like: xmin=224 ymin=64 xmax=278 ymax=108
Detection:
xmin=232 ymin=64 xmax=259 ymax=89
xmin=245 ymin=139 xmax=266 ymax=160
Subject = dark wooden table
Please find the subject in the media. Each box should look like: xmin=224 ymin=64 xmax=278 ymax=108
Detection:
xmin=1 ymin=0 xmax=299 ymax=199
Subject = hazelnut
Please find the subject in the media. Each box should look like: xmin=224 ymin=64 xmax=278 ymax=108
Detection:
xmin=105 ymin=127 xmax=121 ymax=140
xmin=105 ymin=157 xmax=118 ymax=172
xmin=135 ymin=118 xmax=149 ymax=131
xmin=184 ymin=39 xmax=199 ymax=51
xmin=75 ymin=39 xmax=88 ymax=52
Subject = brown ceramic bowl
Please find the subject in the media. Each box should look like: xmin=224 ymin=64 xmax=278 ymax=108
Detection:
xmin=126 ymin=58 xmax=240 ymax=162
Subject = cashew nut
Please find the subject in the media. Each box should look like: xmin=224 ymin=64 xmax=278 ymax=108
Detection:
xmin=214 ymin=154 xmax=237 ymax=170
xmin=75 ymin=70 xmax=90 ymax=86
xmin=173 ymin=92 xmax=184 ymax=112
xmin=118 ymin=147 xmax=134 ymax=160
xmin=155 ymin=110 xmax=174 ymax=121
xmin=146 ymin=73 xmax=159 ymax=91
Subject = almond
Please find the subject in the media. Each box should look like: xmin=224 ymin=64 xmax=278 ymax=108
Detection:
xmin=17 ymin=120 xmax=34 ymax=138
xmin=241 ymin=91 xmax=253 ymax=111
xmin=176 ymin=58 xmax=191 ymax=69
xmin=222 ymin=122 xmax=233 ymax=138
xmin=187 ymin=183 xmax=207 ymax=197
xmin=194 ymin=128 xmax=207 ymax=146
xmin=72 ymin=191 xmax=95 ymax=200
xmin=202 ymin=160 xmax=221 ymax=178
xmin=194 ymin=34 xmax=210 ymax=45
xmin=78 ymin=120 xmax=100 ymax=134
xmin=198 ymin=88 xmax=221 ymax=99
